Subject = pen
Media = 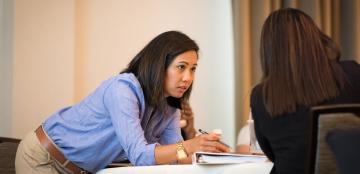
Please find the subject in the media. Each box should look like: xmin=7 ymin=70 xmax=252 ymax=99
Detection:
xmin=198 ymin=129 xmax=230 ymax=148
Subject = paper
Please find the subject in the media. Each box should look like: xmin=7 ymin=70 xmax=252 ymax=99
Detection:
xmin=192 ymin=152 xmax=267 ymax=165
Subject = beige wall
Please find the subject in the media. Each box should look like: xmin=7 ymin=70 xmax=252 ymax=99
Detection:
xmin=2 ymin=0 xmax=236 ymax=146
xmin=11 ymin=0 xmax=75 ymax=137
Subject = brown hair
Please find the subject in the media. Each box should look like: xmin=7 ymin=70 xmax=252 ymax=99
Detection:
xmin=122 ymin=31 xmax=199 ymax=111
xmin=260 ymin=8 xmax=346 ymax=116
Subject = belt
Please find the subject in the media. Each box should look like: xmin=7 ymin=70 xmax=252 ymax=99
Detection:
xmin=35 ymin=126 xmax=87 ymax=174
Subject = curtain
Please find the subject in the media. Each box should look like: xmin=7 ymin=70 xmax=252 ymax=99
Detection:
xmin=233 ymin=0 xmax=360 ymax=134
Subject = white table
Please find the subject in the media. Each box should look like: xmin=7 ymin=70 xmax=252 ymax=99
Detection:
xmin=96 ymin=162 xmax=273 ymax=174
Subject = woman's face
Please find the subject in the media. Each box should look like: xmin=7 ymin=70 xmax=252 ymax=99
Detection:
xmin=164 ymin=50 xmax=198 ymax=98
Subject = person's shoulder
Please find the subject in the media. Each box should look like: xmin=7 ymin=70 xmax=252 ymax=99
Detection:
xmin=250 ymin=84 xmax=263 ymax=104
xmin=238 ymin=123 xmax=250 ymax=136
xmin=103 ymin=73 xmax=144 ymax=99
xmin=339 ymin=60 xmax=360 ymax=84
xmin=116 ymin=73 xmax=139 ymax=84
xmin=114 ymin=73 xmax=142 ymax=90
xmin=339 ymin=60 xmax=360 ymax=71
xmin=237 ymin=123 xmax=251 ymax=145
xmin=251 ymin=84 xmax=262 ymax=95
xmin=339 ymin=60 xmax=360 ymax=67
xmin=339 ymin=60 xmax=360 ymax=74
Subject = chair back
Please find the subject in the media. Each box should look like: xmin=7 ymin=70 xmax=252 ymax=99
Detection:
xmin=0 ymin=137 xmax=21 ymax=174
xmin=307 ymin=104 xmax=360 ymax=174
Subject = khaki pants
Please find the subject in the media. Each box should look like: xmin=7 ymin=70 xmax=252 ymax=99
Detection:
xmin=15 ymin=131 xmax=72 ymax=174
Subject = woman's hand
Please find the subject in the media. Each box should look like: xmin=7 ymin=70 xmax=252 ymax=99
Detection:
xmin=183 ymin=133 xmax=230 ymax=154
xmin=180 ymin=102 xmax=196 ymax=139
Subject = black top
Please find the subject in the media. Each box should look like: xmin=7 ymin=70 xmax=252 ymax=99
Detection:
xmin=250 ymin=61 xmax=360 ymax=174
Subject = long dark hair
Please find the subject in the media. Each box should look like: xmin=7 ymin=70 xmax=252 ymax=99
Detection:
xmin=122 ymin=31 xmax=199 ymax=112
xmin=260 ymin=8 xmax=346 ymax=116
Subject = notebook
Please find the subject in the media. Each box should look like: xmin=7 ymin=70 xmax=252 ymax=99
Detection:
xmin=192 ymin=151 xmax=267 ymax=165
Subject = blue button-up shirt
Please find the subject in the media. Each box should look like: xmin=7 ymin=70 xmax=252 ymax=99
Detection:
xmin=43 ymin=73 xmax=182 ymax=173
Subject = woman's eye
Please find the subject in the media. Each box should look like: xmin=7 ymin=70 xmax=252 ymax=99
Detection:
xmin=191 ymin=67 xmax=197 ymax=72
xmin=177 ymin=65 xmax=185 ymax=70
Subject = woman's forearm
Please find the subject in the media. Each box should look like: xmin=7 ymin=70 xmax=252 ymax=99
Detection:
xmin=154 ymin=143 xmax=179 ymax=164
xmin=154 ymin=141 xmax=193 ymax=164
xmin=154 ymin=134 xmax=230 ymax=164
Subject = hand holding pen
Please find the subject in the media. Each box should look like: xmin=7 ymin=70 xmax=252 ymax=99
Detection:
xmin=180 ymin=128 xmax=230 ymax=160
xmin=198 ymin=129 xmax=230 ymax=148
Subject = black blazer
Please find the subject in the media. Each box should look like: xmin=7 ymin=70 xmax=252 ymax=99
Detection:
xmin=250 ymin=61 xmax=360 ymax=174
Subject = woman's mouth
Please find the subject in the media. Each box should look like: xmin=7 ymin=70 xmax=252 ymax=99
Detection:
xmin=178 ymin=86 xmax=188 ymax=93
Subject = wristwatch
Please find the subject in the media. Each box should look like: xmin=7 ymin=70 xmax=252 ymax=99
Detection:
xmin=176 ymin=141 xmax=188 ymax=160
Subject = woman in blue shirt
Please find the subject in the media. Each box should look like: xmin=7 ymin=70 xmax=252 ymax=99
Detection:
xmin=15 ymin=31 xmax=230 ymax=174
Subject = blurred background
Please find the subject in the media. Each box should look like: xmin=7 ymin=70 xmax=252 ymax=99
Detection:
xmin=1 ymin=0 xmax=359 ymax=147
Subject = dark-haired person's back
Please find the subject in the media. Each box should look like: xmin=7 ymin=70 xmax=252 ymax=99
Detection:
xmin=251 ymin=7 xmax=360 ymax=174
xmin=251 ymin=60 xmax=360 ymax=174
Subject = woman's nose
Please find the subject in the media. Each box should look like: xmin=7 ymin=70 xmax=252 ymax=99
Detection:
xmin=182 ymin=70 xmax=194 ymax=82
